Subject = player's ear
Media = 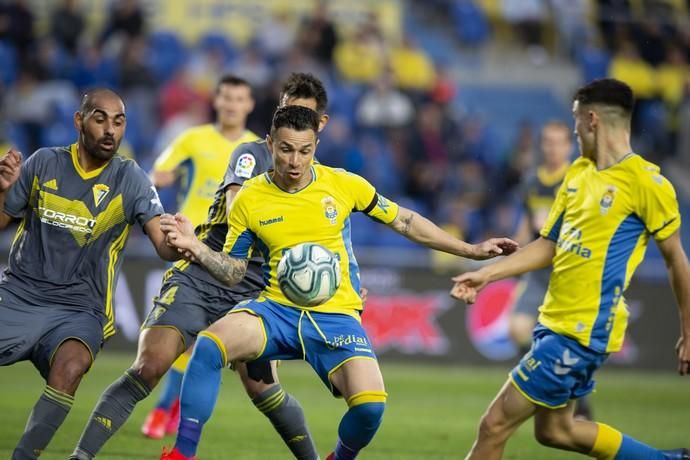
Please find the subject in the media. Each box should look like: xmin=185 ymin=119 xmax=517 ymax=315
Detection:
xmin=317 ymin=114 xmax=329 ymax=132
xmin=73 ymin=111 xmax=83 ymax=131
xmin=266 ymin=134 xmax=273 ymax=151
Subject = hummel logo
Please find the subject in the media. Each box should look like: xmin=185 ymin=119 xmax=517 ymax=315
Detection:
xmin=95 ymin=416 xmax=112 ymax=431
xmin=554 ymin=349 xmax=579 ymax=375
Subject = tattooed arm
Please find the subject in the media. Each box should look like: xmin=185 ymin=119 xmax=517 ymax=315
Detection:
xmin=161 ymin=213 xmax=248 ymax=286
xmin=192 ymin=243 xmax=248 ymax=286
xmin=387 ymin=206 xmax=518 ymax=260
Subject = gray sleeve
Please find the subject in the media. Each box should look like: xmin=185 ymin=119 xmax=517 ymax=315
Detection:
xmin=222 ymin=142 xmax=269 ymax=189
xmin=126 ymin=164 xmax=165 ymax=228
xmin=4 ymin=150 xmax=42 ymax=217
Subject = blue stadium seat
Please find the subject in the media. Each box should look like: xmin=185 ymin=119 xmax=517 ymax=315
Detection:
xmin=146 ymin=30 xmax=188 ymax=83
xmin=452 ymin=1 xmax=491 ymax=46
xmin=196 ymin=32 xmax=237 ymax=64
xmin=0 ymin=41 xmax=17 ymax=86
xmin=576 ymin=46 xmax=611 ymax=83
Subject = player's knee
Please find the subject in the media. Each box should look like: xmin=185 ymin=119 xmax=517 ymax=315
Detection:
xmin=347 ymin=392 xmax=387 ymax=431
xmin=477 ymin=410 xmax=509 ymax=440
xmin=534 ymin=424 xmax=570 ymax=448
xmin=241 ymin=375 xmax=274 ymax=399
xmin=49 ymin=348 xmax=91 ymax=392
xmin=193 ymin=333 xmax=227 ymax=369
xmin=131 ymin=357 xmax=169 ymax=388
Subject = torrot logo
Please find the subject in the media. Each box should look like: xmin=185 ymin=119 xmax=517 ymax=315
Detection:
xmin=38 ymin=207 xmax=97 ymax=233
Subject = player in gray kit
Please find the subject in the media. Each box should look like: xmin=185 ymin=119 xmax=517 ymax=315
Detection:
xmin=72 ymin=73 xmax=330 ymax=460
xmin=0 ymin=88 xmax=180 ymax=460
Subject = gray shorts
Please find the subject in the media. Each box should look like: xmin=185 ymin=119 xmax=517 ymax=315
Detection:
xmin=0 ymin=287 xmax=104 ymax=380
xmin=512 ymin=268 xmax=551 ymax=317
xmin=143 ymin=269 xmax=262 ymax=349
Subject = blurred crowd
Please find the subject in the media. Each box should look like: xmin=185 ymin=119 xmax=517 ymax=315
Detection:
xmin=0 ymin=0 xmax=689 ymax=251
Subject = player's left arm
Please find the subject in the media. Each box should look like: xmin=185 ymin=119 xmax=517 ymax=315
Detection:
xmin=144 ymin=215 xmax=182 ymax=261
xmin=387 ymin=205 xmax=518 ymax=260
xmin=656 ymin=231 xmax=690 ymax=375
xmin=637 ymin=169 xmax=689 ymax=375
xmin=161 ymin=213 xmax=248 ymax=286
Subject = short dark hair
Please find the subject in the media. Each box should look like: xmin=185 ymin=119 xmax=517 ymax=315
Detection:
xmin=573 ymin=78 xmax=634 ymax=114
xmin=215 ymin=74 xmax=252 ymax=95
xmin=279 ymin=73 xmax=328 ymax=115
xmin=80 ymin=88 xmax=124 ymax=115
xmin=270 ymin=105 xmax=320 ymax=137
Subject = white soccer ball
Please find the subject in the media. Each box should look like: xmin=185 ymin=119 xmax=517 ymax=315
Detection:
xmin=277 ymin=243 xmax=341 ymax=307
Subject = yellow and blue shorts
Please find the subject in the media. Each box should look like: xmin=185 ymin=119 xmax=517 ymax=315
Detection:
xmin=231 ymin=298 xmax=377 ymax=397
xmin=510 ymin=324 xmax=608 ymax=409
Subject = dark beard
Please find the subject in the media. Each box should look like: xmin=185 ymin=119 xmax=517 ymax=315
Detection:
xmin=81 ymin=126 xmax=118 ymax=162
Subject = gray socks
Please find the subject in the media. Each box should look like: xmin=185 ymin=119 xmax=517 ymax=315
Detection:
xmin=70 ymin=369 xmax=151 ymax=459
xmin=253 ymin=384 xmax=319 ymax=460
xmin=13 ymin=386 xmax=74 ymax=460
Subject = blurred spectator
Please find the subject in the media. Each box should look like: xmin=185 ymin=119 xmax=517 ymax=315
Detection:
xmin=299 ymin=1 xmax=339 ymax=67
xmin=2 ymin=65 xmax=78 ymax=155
xmin=406 ymin=102 xmax=459 ymax=165
xmin=230 ymin=43 xmax=273 ymax=89
xmin=50 ymin=0 xmax=84 ymax=55
xmin=549 ymin=0 xmax=589 ymax=58
xmin=356 ymin=73 xmax=414 ymax=128
xmin=99 ymin=0 xmax=146 ymax=47
xmin=389 ymin=36 xmax=436 ymax=92
xmin=334 ymin=27 xmax=385 ymax=84
xmin=256 ymin=10 xmax=296 ymax=62
xmin=119 ymin=37 xmax=156 ymax=91
xmin=597 ymin=0 xmax=633 ymax=51
xmin=159 ymin=68 xmax=207 ymax=124
xmin=608 ymin=40 xmax=656 ymax=100
xmin=0 ymin=0 xmax=35 ymax=56
xmin=501 ymin=121 xmax=537 ymax=194
xmin=502 ymin=0 xmax=547 ymax=64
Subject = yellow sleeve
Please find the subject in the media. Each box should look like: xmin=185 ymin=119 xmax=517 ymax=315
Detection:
xmin=222 ymin=188 xmax=254 ymax=258
xmin=344 ymin=171 xmax=399 ymax=224
xmin=153 ymin=132 xmax=191 ymax=173
xmin=636 ymin=170 xmax=681 ymax=241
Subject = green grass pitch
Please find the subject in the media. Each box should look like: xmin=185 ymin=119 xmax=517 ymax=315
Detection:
xmin=1 ymin=352 xmax=688 ymax=459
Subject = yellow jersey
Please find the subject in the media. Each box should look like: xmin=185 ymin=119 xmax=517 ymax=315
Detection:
xmin=153 ymin=124 xmax=259 ymax=226
xmin=223 ymin=164 xmax=400 ymax=317
xmin=540 ymin=155 xmax=681 ymax=353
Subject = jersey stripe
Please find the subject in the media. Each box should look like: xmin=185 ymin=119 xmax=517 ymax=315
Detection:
xmin=229 ymin=229 xmax=255 ymax=258
xmin=103 ymin=224 xmax=131 ymax=339
xmin=546 ymin=212 xmax=564 ymax=242
xmin=589 ymin=214 xmax=645 ymax=350
xmin=341 ymin=217 xmax=361 ymax=295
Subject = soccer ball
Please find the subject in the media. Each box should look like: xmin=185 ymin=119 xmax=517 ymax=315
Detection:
xmin=277 ymin=243 xmax=341 ymax=307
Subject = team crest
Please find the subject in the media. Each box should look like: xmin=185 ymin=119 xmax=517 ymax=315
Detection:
xmin=92 ymin=184 xmax=110 ymax=207
xmin=599 ymin=186 xmax=616 ymax=215
xmin=321 ymin=196 xmax=338 ymax=225
xmin=235 ymin=153 xmax=256 ymax=179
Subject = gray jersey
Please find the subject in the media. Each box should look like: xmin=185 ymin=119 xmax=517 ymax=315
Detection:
xmin=177 ymin=139 xmax=272 ymax=291
xmin=2 ymin=145 xmax=163 ymax=339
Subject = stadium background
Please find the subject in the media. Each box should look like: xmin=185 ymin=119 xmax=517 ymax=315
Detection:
xmin=0 ymin=0 xmax=689 ymax=459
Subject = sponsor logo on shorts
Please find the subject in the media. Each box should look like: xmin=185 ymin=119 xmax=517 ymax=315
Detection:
xmin=553 ymin=349 xmax=579 ymax=376
xmin=328 ymin=334 xmax=368 ymax=350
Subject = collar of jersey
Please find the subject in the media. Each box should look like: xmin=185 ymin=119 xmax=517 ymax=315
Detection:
xmin=70 ymin=143 xmax=110 ymax=179
xmin=265 ymin=165 xmax=317 ymax=194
